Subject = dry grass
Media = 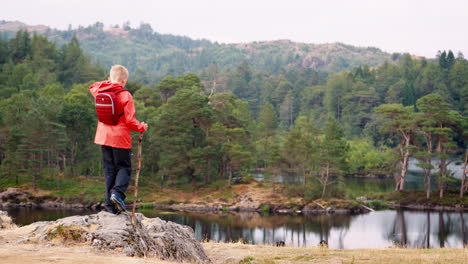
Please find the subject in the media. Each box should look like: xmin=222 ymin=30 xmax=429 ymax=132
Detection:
xmin=203 ymin=242 xmax=468 ymax=264
xmin=146 ymin=180 xmax=303 ymax=208
xmin=1 ymin=226 xmax=466 ymax=264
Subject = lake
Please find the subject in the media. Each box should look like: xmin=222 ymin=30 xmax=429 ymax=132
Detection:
xmin=5 ymin=207 xmax=467 ymax=249
xmin=4 ymin=159 xmax=466 ymax=249
xmin=252 ymin=158 xmax=465 ymax=195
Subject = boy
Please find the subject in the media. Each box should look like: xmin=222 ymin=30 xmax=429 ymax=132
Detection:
xmin=89 ymin=65 xmax=147 ymax=214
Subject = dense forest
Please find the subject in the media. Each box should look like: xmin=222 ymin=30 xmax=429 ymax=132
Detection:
xmin=0 ymin=28 xmax=467 ymax=201
xmin=0 ymin=21 xmax=391 ymax=82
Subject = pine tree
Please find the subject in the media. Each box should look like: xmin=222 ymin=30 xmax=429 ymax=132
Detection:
xmin=375 ymin=104 xmax=416 ymax=191
xmin=419 ymin=94 xmax=462 ymax=198
xmin=402 ymin=81 xmax=415 ymax=106
xmin=318 ymin=117 xmax=348 ymax=197
xmin=154 ymin=86 xmax=214 ymax=189
xmin=10 ymin=30 xmax=32 ymax=63
xmin=446 ymin=50 xmax=455 ymax=69
xmin=438 ymin=50 xmax=448 ymax=69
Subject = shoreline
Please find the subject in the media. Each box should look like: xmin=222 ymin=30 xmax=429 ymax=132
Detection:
xmin=0 ymin=210 xmax=466 ymax=264
xmin=2 ymin=198 xmax=467 ymax=215
xmin=1 ymin=187 xmax=467 ymax=215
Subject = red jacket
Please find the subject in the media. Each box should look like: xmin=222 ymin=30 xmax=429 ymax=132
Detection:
xmin=89 ymin=81 xmax=146 ymax=149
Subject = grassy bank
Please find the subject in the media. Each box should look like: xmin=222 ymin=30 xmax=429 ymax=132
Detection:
xmin=370 ymin=190 xmax=468 ymax=208
xmin=2 ymin=174 xmax=467 ymax=211
xmin=204 ymin=242 xmax=468 ymax=264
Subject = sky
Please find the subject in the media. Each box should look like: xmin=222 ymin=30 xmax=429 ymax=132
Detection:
xmin=1 ymin=0 xmax=467 ymax=58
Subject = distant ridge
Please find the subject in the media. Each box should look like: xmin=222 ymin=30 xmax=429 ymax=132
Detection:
xmin=0 ymin=20 xmax=49 ymax=33
xmin=0 ymin=20 xmax=395 ymax=83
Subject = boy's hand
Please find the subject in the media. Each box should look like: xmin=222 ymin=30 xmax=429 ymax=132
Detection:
xmin=142 ymin=122 xmax=148 ymax=131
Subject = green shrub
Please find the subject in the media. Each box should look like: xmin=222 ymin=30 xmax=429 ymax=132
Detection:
xmin=138 ymin=202 xmax=155 ymax=208
xmin=365 ymin=200 xmax=389 ymax=210
xmin=260 ymin=204 xmax=270 ymax=213
xmin=239 ymin=256 xmax=255 ymax=264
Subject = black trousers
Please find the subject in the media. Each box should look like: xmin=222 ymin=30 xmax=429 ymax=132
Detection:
xmin=101 ymin=145 xmax=132 ymax=209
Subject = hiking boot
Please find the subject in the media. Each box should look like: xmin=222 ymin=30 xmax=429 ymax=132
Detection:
xmin=107 ymin=207 xmax=120 ymax=215
xmin=102 ymin=205 xmax=119 ymax=215
xmin=110 ymin=193 xmax=126 ymax=212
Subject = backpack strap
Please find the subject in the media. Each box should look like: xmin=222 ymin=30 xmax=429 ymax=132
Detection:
xmin=115 ymin=89 xmax=130 ymax=117
xmin=114 ymin=89 xmax=130 ymax=95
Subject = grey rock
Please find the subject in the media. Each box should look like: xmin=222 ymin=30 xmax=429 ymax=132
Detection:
xmin=92 ymin=238 xmax=102 ymax=246
xmin=276 ymin=209 xmax=294 ymax=214
xmin=0 ymin=210 xmax=16 ymax=229
xmin=16 ymin=238 xmax=29 ymax=243
xmin=24 ymin=211 xmax=211 ymax=263
xmin=0 ymin=188 xmax=31 ymax=202
xmin=143 ymin=216 xmax=209 ymax=263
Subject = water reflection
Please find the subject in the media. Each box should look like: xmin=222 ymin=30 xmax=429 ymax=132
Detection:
xmin=253 ymin=158 xmax=465 ymax=192
xmin=5 ymin=207 xmax=92 ymax=226
xmin=5 ymin=208 xmax=467 ymax=249
xmin=255 ymin=171 xmax=438 ymax=192
xmin=143 ymin=210 xmax=468 ymax=249
xmin=381 ymin=210 xmax=468 ymax=249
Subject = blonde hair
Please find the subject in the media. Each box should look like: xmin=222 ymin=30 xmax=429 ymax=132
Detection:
xmin=109 ymin=65 xmax=129 ymax=83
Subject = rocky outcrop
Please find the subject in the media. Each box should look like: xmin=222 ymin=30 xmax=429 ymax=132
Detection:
xmin=0 ymin=188 xmax=101 ymax=210
xmin=0 ymin=210 xmax=16 ymax=229
xmin=21 ymin=211 xmax=211 ymax=263
xmin=0 ymin=188 xmax=33 ymax=204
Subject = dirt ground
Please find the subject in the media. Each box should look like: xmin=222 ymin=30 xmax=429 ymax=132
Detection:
xmin=1 ymin=226 xmax=467 ymax=264
xmin=0 ymin=226 xmax=174 ymax=264
xmin=149 ymin=180 xmax=305 ymax=210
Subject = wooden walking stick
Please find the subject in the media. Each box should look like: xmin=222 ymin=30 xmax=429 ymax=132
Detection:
xmin=131 ymin=132 xmax=144 ymax=226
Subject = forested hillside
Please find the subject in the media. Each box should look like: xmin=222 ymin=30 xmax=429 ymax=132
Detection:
xmin=0 ymin=25 xmax=466 ymax=200
xmin=0 ymin=21 xmax=391 ymax=82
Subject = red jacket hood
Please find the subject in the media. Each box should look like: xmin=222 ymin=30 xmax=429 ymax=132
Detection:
xmin=89 ymin=81 xmax=125 ymax=93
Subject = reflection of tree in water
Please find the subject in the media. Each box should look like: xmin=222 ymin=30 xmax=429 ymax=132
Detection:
xmin=386 ymin=210 xmax=408 ymax=247
xmin=416 ymin=211 xmax=430 ymax=248
xmin=461 ymin=212 xmax=467 ymax=248
xmin=9 ymin=208 xmax=468 ymax=248
xmin=151 ymin=211 xmax=352 ymax=246
xmin=385 ymin=210 xmax=467 ymax=248
xmin=6 ymin=207 xmax=92 ymax=226
xmin=438 ymin=212 xmax=448 ymax=248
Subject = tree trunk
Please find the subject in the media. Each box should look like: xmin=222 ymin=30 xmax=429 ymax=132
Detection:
xmin=228 ymin=165 xmax=232 ymax=186
xmin=439 ymin=159 xmax=446 ymax=199
xmin=32 ymin=153 xmax=37 ymax=192
xmin=426 ymin=169 xmax=431 ymax=199
xmin=56 ymin=165 xmax=61 ymax=190
xmin=204 ymin=159 xmax=211 ymax=185
xmin=61 ymin=154 xmax=66 ymax=175
xmin=394 ymin=172 xmax=401 ymax=191
xmin=321 ymin=161 xmax=330 ymax=198
xmin=438 ymin=139 xmax=446 ymax=199
xmin=398 ymin=139 xmax=411 ymax=191
xmin=460 ymin=149 xmax=467 ymax=198
xmin=425 ymin=135 xmax=433 ymax=199
xmin=302 ymin=166 xmax=306 ymax=185
xmin=461 ymin=212 xmax=467 ymax=247
xmin=399 ymin=210 xmax=407 ymax=247
xmin=70 ymin=141 xmax=78 ymax=177
xmin=191 ymin=174 xmax=196 ymax=191
xmin=47 ymin=149 xmax=51 ymax=175
xmin=438 ymin=212 xmax=445 ymax=248
xmin=426 ymin=211 xmax=430 ymax=248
